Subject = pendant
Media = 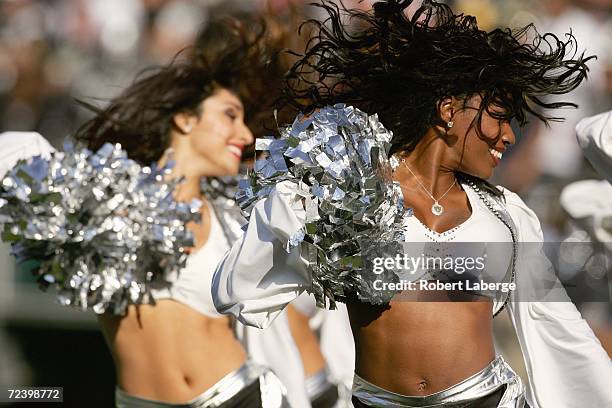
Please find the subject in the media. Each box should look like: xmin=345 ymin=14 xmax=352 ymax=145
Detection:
xmin=431 ymin=202 xmax=444 ymax=216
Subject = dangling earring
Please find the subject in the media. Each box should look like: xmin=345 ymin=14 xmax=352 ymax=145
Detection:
xmin=446 ymin=121 xmax=454 ymax=129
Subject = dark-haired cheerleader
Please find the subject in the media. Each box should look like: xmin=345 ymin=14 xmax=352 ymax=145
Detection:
xmin=211 ymin=1 xmax=612 ymax=407
xmin=72 ymin=17 xmax=290 ymax=408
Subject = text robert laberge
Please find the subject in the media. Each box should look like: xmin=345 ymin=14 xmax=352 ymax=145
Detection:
xmin=372 ymin=279 xmax=516 ymax=293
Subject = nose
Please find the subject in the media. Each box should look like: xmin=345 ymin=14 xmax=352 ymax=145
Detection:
xmin=239 ymin=122 xmax=254 ymax=145
xmin=501 ymin=122 xmax=516 ymax=148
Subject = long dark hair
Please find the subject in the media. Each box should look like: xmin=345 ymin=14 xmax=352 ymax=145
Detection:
xmin=284 ymin=0 xmax=594 ymax=194
xmin=194 ymin=8 xmax=310 ymax=142
xmin=75 ymin=17 xmax=271 ymax=166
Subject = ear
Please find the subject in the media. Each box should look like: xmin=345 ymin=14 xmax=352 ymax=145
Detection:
xmin=172 ymin=112 xmax=198 ymax=135
xmin=436 ymin=96 xmax=455 ymax=124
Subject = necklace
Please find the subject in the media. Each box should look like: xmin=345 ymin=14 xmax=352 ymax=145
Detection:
xmin=401 ymin=159 xmax=456 ymax=216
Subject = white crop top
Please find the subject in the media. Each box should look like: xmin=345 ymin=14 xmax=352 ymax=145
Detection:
xmin=399 ymin=183 xmax=513 ymax=288
xmin=151 ymin=201 xmax=240 ymax=318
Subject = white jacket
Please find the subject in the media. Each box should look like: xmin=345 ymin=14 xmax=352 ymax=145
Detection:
xmin=212 ymin=180 xmax=612 ymax=408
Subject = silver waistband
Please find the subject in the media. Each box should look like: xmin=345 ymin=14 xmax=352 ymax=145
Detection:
xmin=306 ymin=368 xmax=334 ymax=400
xmin=352 ymin=355 xmax=525 ymax=407
xmin=115 ymin=361 xmax=287 ymax=408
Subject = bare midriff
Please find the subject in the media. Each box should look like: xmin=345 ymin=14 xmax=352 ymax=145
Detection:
xmin=98 ymin=300 xmax=246 ymax=403
xmin=347 ymin=290 xmax=494 ymax=397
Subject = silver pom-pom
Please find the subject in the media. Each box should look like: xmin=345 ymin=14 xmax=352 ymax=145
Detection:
xmin=0 ymin=142 xmax=201 ymax=315
xmin=237 ymin=104 xmax=408 ymax=308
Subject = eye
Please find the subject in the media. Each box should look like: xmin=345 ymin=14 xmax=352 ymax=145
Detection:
xmin=225 ymin=109 xmax=238 ymax=121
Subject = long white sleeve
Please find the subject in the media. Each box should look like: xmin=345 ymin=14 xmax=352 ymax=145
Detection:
xmin=503 ymin=189 xmax=612 ymax=408
xmin=212 ymin=180 xmax=312 ymax=328
xmin=576 ymin=110 xmax=612 ymax=183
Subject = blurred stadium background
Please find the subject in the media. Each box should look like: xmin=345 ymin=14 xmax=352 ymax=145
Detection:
xmin=0 ymin=1 xmax=610 ymax=406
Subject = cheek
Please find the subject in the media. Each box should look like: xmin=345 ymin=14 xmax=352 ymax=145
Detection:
xmin=192 ymin=122 xmax=231 ymax=154
xmin=473 ymin=140 xmax=492 ymax=163
xmin=480 ymin=117 xmax=502 ymax=141
xmin=461 ymin=133 xmax=491 ymax=169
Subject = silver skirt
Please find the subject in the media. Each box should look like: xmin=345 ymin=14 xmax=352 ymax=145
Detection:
xmin=115 ymin=361 xmax=287 ymax=408
xmin=352 ymin=355 xmax=526 ymax=407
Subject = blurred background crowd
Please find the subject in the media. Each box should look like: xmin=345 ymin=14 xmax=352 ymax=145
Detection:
xmin=0 ymin=0 xmax=610 ymax=406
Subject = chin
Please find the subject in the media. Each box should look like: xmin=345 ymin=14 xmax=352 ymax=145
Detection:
xmin=223 ymin=164 xmax=240 ymax=176
xmin=483 ymin=167 xmax=495 ymax=179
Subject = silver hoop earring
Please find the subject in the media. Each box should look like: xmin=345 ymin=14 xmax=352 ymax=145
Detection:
xmin=446 ymin=121 xmax=454 ymax=129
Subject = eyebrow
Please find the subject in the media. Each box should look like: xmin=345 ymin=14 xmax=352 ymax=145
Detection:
xmin=224 ymin=101 xmax=244 ymax=112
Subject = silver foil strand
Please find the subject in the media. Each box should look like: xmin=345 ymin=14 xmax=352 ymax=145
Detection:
xmin=237 ymin=104 xmax=408 ymax=308
xmin=0 ymin=142 xmax=201 ymax=315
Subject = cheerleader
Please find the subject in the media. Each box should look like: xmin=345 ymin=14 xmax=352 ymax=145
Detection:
xmin=211 ymin=1 xmax=612 ymax=407
xmin=69 ymin=18 xmax=288 ymax=408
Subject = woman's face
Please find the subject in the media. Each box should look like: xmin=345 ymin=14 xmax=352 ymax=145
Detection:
xmin=182 ymin=88 xmax=254 ymax=177
xmin=445 ymin=95 xmax=516 ymax=180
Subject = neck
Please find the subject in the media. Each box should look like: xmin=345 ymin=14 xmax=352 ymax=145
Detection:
xmin=394 ymin=132 xmax=457 ymax=197
xmin=158 ymin=142 xmax=203 ymax=203
xmin=172 ymin=175 xmax=202 ymax=203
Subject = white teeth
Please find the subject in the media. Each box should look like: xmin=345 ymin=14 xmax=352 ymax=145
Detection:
xmin=489 ymin=149 xmax=502 ymax=160
xmin=228 ymin=145 xmax=242 ymax=158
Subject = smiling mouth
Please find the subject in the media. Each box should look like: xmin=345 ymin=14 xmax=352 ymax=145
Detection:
xmin=228 ymin=145 xmax=243 ymax=160
xmin=489 ymin=148 xmax=503 ymax=160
